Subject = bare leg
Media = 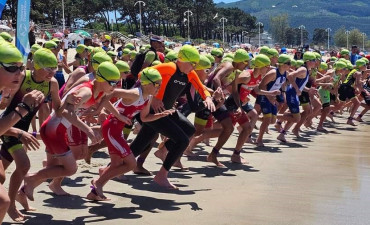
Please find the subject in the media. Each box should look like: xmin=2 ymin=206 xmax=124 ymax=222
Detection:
xmin=0 ymin=160 xmax=10 ymax=223
xmin=292 ymin=104 xmax=312 ymax=137
xmin=88 ymin=154 xmax=136 ymax=201
xmin=5 ymin=149 xmax=30 ymax=221
xmin=23 ymin=153 xmax=78 ymax=202
xmin=256 ymin=116 xmax=272 ymax=147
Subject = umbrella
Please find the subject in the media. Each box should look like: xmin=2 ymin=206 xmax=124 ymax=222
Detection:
xmin=53 ymin=32 xmax=64 ymax=38
xmin=68 ymin=33 xmax=84 ymax=42
xmin=0 ymin=25 xmax=11 ymax=31
xmin=74 ymin=30 xmax=91 ymax=37
xmin=45 ymin=31 xmax=52 ymax=39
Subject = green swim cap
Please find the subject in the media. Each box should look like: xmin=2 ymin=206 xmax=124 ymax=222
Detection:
xmin=221 ymin=57 xmax=234 ymax=63
xmin=96 ymin=61 xmax=120 ymax=83
xmin=164 ymin=51 xmax=178 ymax=63
xmin=0 ymin=32 xmax=13 ymax=42
xmin=129 ymin=51 xmax=137 ymax=60
xmin=211 ymin=48 xmax=223 ymax=57
xmin=115 ymin=60 xmax=130 ymax=73
xmin=51 ymin=38 xmax=61 ymax=44
xmin=224 ymin=53 xmax=234 ymax=59
xmin=266 ymin=48 xmax=279 ymax=58
xmin=76 ymin=44 xmax=87 ymax=54
xmin=205 ymin=54 xmax=215 ymax=64
xmin=0 ymin=43 xmax=23 ymax=64
xmin=87 ymin=46 xmax=94 ymax=53
xmin=361 ymin=57 xmax=369 ymax=64
xmin=319 ymin=62 xmax=328 ymax=71
xmin=333 ymin=61 xmax=347 ymax=70
xmin=330 ymin=56 xmax=337 ymax=62
xmin=296 ymin=60 xmax=304 ymax=67
xmin=290 ymin=59 xmax=297 ymax=67
xmin=259 ymin=46 xmax=270 ymax=55
xmin=93 ymin=47 xmax=105 ymax=55
xmin=125 ymin=43 xmax=135 ymax=50
xmin=303 ymin=52 xmax=316 ymax=62
xmin=251 ymin=54 xmax=271 ymax=68
xmin=44 ymin=40 xmax=58 ymax=50
xmin=92 ymin=52 xmax=113 ymax=71
xmin=340 ymin=49 xmax=350 ymax=56
xmin=0 ymin=36 xmax=5 ymax=42
xmin=278 ymin=54 xmax=291 ymax=64
xmin=178 ymin=45 xmax=200 ymax=64
xmin=314 ymin=52 xmax=321 ymax=60
xmin=31 ymin=44 xmax=42 ymax=54
xmin=233 ymin=49 xmax=250 ymax=63
xmin=107 ymin=51 xmax=117 ymax=57
xmin=122 ymin=48 xmax=130 ymax=55
xmin=33 ymin=48 xmax=58 ymax=70
xmin=164 ymin=47 xmax=171 ymax=54
xmin=140 ymin=67 xmax=162 ymax=85
xmin=152 ymin=60 xmax=161 ymax=66
xmin=195 ymin=55 xmax=212 ymax=70
xmin=356 ymin=59 xmax=367 ymax=68
xmin=346 ymin=60 xmax=353 ymax=70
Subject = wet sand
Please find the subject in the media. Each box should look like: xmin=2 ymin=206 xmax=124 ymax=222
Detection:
xmin=2 ymin=111 xmax=370 ymax=225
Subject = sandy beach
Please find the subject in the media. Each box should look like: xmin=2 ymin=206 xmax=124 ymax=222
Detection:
xmin=2 ymin=108 xmax=370 ymax=225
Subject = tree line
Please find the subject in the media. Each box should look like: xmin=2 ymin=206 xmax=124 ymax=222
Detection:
xmin=1 ymin=0 xmax=261 ymax=43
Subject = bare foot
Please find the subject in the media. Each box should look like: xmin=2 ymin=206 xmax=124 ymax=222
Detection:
xmin=275 ymin=123 xmax=282 ymax=132
xmin=277 ymin=133 xmax=287 ymax=143
xmin=183 ymin=149 xmax=196 ymax=157
xmin=22 ymin=180 xmax=35 ymax=201
xmin=49 ymin=180 xmax=70 ymax=196
xmin=7 ymin=205 xmax=25 ymax=222
xmin=316 ymin=127 xmax=328 ymax=132
xmin=231 ymin=153 xmax=247 ymax=164
xmin=207 ymin=152 xmax=225 ymax=167
xmin=256 ymin=140 xmax=265 ymax=147
xmin=16 ymin=189 xmax=36 ymax=211
xmin=173 ymin=159 xmax=189 ymax=171
xmin=292 ymin=128 xmax=301 ymax=138
xmin=355 ymin=116 xmax=363 ymax=122
xmin=86 ymin=187 xmax=110 ymax=201
xmin=154 ymin=149 xmax=167 ymax=162
xmin=153 ymin=175 xmax=178 ymax=189
xmin=347 ymin=119 xmax=356 ymax=126
xmin=90 ymin=179 xmax=106 ymax=200
xmin=133 ymin=165 xmax=152 ymax=176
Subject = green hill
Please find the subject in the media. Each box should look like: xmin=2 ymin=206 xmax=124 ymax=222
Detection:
xmin=217 ymin=0 xmax=370 ymax=36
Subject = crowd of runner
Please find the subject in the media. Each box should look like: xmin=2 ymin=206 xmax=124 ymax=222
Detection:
xmin=0 ymin=31 xmax=369 ymax=222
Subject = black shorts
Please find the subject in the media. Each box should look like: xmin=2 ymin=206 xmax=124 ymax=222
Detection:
xmin=338 ymin=84 xmax=355 ymax=102
xmin=330 ymin=93 xmax=337 ymax=102
xmin=0 ymin=135 xmax=22 ymax=163
xmin=224 ymin=95 xmax=254 ymax=113
xmin=196 ymin=105 xmax=229 ymax=122
xmin=299 ymin=91 xmax=310 ymax=105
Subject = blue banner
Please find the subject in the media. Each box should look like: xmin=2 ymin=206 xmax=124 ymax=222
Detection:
xmin=16 ymin=0 xmax=31 ymax=63
xmin=0 ymin=0 xmax=6 ymax=18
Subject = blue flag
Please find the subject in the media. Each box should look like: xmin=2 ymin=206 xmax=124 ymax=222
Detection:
xmin=16 ymin=0 xmax=31 ymax=63
xmin=0 ymin=0 xmax=6 ymax=18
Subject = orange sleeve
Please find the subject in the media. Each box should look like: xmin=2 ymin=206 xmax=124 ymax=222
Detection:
xmin=188 ymin=70 xmax=211 ymax=100
xmin=152 ymin=62 xmax=176 ymax=101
